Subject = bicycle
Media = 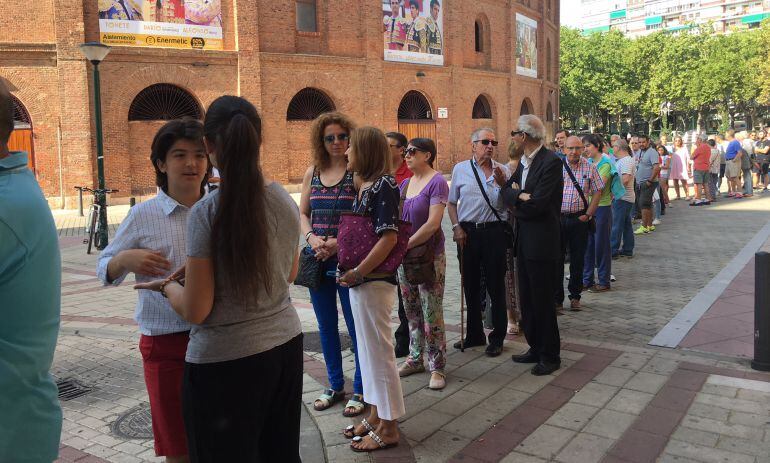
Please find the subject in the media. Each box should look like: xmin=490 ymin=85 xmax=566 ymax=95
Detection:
xmin=75 ymin=186 xmax=118 ymax=254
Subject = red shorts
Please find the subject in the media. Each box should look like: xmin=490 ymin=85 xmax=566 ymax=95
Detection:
xmin=139 ymin=332 xmax=189 ymax=457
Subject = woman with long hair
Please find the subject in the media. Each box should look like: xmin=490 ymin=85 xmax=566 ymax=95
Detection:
xmin=395 ymin=137 xmax=448 ymax=391
xmin=135 ymin=96 xmax=303 ymax=462
xmin=299 ymin=112 xmax=364 ymax=416
xmin=657 ymin=144 xmax=671 ymax=206
xmin=338 ymin=127 xmax=405 ymax=452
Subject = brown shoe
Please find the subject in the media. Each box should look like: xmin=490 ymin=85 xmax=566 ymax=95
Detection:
xmin=588 ymin=285 xmax=610 ymax=293
xmin=570 ymin=299 xmax=582 ymax=311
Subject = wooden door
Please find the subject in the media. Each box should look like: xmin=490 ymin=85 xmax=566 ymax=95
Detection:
xmin=398 ymin=121 xmax=437 ymax=162
xmin=8 ymin=128 xmax=35 ymax=172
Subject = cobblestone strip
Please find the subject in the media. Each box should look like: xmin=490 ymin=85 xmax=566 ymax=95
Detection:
xmin=602 ymin=361 xmax=770 ymax=463
xmin=56 ymin=444 xmax=110 ymax=463
xmin=448 ymin=344 xmax=621 ymax=462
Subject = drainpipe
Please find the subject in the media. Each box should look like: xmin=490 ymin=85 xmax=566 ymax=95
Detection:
xmin=57 ymin=119 xmax=65 ymax=209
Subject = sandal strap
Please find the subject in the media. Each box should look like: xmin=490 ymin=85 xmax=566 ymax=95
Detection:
xmin=361 ymin=418 xmax=374 ymax=433
xmin=367 ymin=430 xmax=387 ymax=448
xmin=315 ymin=388 xmax=342 ymax=407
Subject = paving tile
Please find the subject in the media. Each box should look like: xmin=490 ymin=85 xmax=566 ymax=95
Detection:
xmin=399 ymin=409 xmax=456 ymax=442
xmin=515 ymin=424 xmax=576 ymax=460
xmin=693 ymin=392 xmax=770 ymax=415
xmin=416 ymin=431 xmax=471 ymax=463
xmin=670 ymin=426 xmax=720 ymax=447
xmin=605 ymin=389 xmax=654 ymax=415
xmin=431 ymin=389 xmax=486 ymax=417
xmin=592 ymin=367 xmax=636 ymax=387
xmin=679 ymin=415 xmax=764 ymax=441
xmin=571 ymin=382 xmax=620 ymax=408
xmin=650 ymin=386 xmax=697 ymax=412
xmin=665 ymin=370 xmax=708 ymax=391
xmin=549 ymin=368 xmax=598 ymax=391
xmin=584 ymin=409 xmax=636 ymax=440
xmin=609 ymin=353 xmax=653 ymax=371
xmin=524 ymin=385 xmax=574 ymax=411
xmin=496 ymin=404 xmax=552 ymax=436
xmin=499 ymin=452 xmax=548 ymax=463
xmin=554 ymin=432 xmax=614 ymax=463
xmin=506 ymin=371 xmax=554 ymax=394
xmin=663 ymin=439 xmax=755 ymax=463
xmin=686 ymin=402 xmax=730 ymax=422
xmin=442 ymin=407 xmax=506 ymax=440
xmin=545 ymin=403 xmax=600 ymax=431
xmin=727 ymin=410 xmax=770 ymax=428
xmin=463 ymin=372 xmax=515 ymax=396
xmin=715 ymin=435 xmax=770 ymax=459
xmin=632 ymin=406 xmax=684 ymax=437
xmin=606 ymin=429 xmax=668 ymax=463
xmin=700 ymin=383 xmax=738 ymax=398
xmin=456 ymin=427 xmax=527 ymax=462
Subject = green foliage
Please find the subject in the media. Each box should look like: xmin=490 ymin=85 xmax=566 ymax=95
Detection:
xmin=560 ymin=22 xmax=770 ymax=132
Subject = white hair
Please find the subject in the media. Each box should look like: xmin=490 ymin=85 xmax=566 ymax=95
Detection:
xmin=518 ymin=115 xmax=545 ymax=141
xmin=697 ymin=132 xmax=708 ymax=142
xmin=471 ymin=127 xmax=495 ymax=143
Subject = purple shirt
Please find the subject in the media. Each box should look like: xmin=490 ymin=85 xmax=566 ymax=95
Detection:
xmin=399 ymin=173 xmax=449 ymax=254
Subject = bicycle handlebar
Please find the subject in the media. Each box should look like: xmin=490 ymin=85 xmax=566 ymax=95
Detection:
xmin=74 ymin=186 xmax=119 ymax=194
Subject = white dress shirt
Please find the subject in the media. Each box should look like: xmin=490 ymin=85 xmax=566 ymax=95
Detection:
xmin=448 ymin=156 xmax=510 ymax=223
xmin=520 ymin=144 xmax=544 ymax=189
xmin=97 ymin=189 xmax=192 ymax=336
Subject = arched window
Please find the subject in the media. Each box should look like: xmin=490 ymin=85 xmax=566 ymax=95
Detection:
xmin=546 ymin=39 xmax=552 ymax=82
xmin=474 ymin=20 xmax=483 ymax=52
xmin=11 ymin=95 xmax=31 ymax=128
xmin=128 ymin=84 xmax=202 ymax=121
xmin=398 ymin=91 xmax=432 ymax=120
xmin=546 ymin=102 xmax=554 ymax=122
xmin=286 ymin=88 xmax=335 ymax=121
xmin=520 ymin=98 xmax=533 ymax=116
xmin=472 ymin=95 xmax=492 ymax=119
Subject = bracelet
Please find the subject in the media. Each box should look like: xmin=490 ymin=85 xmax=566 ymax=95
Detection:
xmin=451 ymin=223 xmax=460 ymax=230
xmin=352 ymin=267 xmax=364 ymax=283
xmin=305 ymin=231 xmax=313 ymax=242
xmin=159 ymin=279 xmax=171 ymax=298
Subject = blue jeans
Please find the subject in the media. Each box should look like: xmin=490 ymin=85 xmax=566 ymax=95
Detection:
xmin=610 ymin=200 xmax=634 ymax=257
xmin=583 ymin=205 xmax=612 ymax=287
xmin=743 ymin=168 xmax=753 ymax=195
xmin=308 ymin=258 xmax=362 ymax=394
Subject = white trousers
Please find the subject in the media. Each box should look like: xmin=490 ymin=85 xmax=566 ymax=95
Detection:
xmin=349 ymin=281 xmax=405 ymax=421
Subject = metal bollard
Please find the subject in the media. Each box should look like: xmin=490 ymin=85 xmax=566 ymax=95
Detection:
xmin=77 ymin=188 xmax=84 ymax=217
xmin=752 ymin=251 xmax=770 ymax=371
xmin=129 ymin=197 xmax=136 ymax=207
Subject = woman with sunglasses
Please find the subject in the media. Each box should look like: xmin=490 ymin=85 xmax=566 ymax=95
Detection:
xmin=396 ymin=138 xmax=448 ymax=390
xmin=299 ymin=112 xmax=364 ymax=417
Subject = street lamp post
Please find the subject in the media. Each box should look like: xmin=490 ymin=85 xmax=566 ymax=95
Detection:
xmin=79 ymin=42 xmax=111 ymax=250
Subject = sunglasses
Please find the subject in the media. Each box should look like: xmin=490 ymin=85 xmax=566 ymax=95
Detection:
xmin=323 ymin=133 xmax=350 ymax=143
xmin=404 ymin=147 xmax=422 ymax=157
xmin=473 ymin=139 xmax=499 ymax=146
xmin=510 ymin=130 xmax=525 ymax=137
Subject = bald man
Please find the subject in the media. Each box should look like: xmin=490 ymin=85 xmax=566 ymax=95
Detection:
xmin=0 ymin=79 xmax=63 ymax=462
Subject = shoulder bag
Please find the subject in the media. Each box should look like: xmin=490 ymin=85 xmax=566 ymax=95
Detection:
xmin=400 ymin=178 xmax=436 ymax=285
xmin=470 ymin=160 xmax=513 ymax=248
xmin=563 ymin=159 xmax=596 ymax=233
xmin=294 ymin=171 xmax=345 ymax=290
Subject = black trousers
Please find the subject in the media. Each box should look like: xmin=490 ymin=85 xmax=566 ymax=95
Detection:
xmin=555 ymin=215 xmax=589 ymax=304
xmin=518 ymin=256 xmax=561 ymax=363
xmin=458 ymin=224 xmax=508 ymax=347
xmin=182 ymin=334 xmax=303 ymax=463
xmin=394 ymin=286 xmax=409 ymax=351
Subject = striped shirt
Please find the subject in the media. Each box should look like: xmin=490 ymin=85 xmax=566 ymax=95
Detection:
xmin=96 ymin=189 xmax=192 ymax=336
xmin=561 ymin=157 xmax=604 ymax=214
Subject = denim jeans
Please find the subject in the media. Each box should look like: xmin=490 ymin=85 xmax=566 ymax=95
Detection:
xmin=743 ymin=168 xmax=753 ymax=195
xmin=583 ymin=205 xmax=612 ymax=287
xmin=654 ymin=200 xmax=661 ymax=220
xmin=610 ymin=200 xmax=634 ymax=257
xmin=556 ymin=215 xmax=589 ymax=303
xmin=308 ymin=258 xmax=363 ymax=394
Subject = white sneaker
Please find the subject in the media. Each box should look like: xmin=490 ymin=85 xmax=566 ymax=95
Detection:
xmin=610 ymin=275 xmax=617 ymax=282
xmin=652 ymin=219 xmax=661 ymax=225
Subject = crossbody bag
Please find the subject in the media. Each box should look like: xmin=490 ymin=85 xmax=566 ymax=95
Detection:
xmin=469 ymin=160 xmax=513 ymax=247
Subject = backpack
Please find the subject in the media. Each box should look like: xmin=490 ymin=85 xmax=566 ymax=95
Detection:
xmin=596 ymin=154 xmax=628 ymax=200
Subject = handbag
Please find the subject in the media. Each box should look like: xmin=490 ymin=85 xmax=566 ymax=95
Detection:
xmin=399 ymin=179 xmax=436 ymax=285
xmin=294 ymin=171 xmax=346 ymax=289
xmin=563 ymin=159 xmax=596 ymax=233
xmin=469 ymin=160 xmax=514 ymax=247
xmin=337 ymin=176 xmax=412 ymax=277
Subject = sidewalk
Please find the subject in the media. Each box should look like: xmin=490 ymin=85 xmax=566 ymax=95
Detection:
xmin=51 ymin=192 xmax=770 ymax=463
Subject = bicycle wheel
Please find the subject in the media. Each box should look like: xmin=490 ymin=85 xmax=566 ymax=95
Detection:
xmin=86 ymin=206 xmax=98 ymax=254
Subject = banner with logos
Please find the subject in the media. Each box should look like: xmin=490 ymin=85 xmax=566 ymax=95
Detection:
xmin=383 ymin=0 xmax=444 ymax=66
xmin=516 ymin=13 xmax=538 ymax=78
xmin=98 ymin=0 xmax=223 ymax=50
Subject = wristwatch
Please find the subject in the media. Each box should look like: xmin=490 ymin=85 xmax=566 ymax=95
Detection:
xmin=451 ymin=223 xmax=461 ymax=230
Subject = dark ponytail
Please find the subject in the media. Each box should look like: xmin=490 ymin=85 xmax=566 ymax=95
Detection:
xmin=204 ymin=96 xmax=271 ymax=299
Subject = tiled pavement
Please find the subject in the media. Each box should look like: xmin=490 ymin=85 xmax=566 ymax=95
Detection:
xmin=48 ymin=191 xmax=770 ymax=462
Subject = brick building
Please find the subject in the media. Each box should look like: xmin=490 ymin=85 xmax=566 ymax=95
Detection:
xmin=1 ymin=0 xmax=560 ymax=207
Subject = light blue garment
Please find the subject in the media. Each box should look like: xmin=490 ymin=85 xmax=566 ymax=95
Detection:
xmin=0 ymin=151 xmax=62 ymax=462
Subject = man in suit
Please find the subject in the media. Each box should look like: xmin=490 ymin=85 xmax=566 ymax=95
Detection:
xmin=494 ymin=115 xmax=563 ymax=375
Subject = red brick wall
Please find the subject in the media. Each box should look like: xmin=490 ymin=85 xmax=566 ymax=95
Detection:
xmin=0 ymin=0 xmax=560 ymax=204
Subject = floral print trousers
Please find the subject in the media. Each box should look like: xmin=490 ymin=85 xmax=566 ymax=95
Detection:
xmin=397 ymin=252 xmax=447 ymax=373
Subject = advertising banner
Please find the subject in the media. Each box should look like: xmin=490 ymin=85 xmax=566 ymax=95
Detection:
xmin=516 ymin=13 xmax=538 ymax=78
xmin=383 ymin=0 xmax=444 ymax=66
xmin=98 ymin=0 xmax=223 ymax=50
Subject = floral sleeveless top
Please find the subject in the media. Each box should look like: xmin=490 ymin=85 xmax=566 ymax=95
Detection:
xmin=309 ymin=170 xmax=355 ymax=238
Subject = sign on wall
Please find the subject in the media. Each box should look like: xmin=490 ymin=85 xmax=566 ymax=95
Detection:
xmin=515 ymin=13 xmax=537 ymax=78
xmin=98 ymin=0 xmax=223 ymax=50
xmin=383 ymin=0 xmax=444 ymax=66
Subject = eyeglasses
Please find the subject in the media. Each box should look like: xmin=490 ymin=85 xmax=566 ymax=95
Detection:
xmin=473 ymin=139 xmax=499 ymax=146
xmin=323 ymin=133 xmax=350 ymax=143
xmin=510 ymin=130 xmax=525 ymax=137
xmin=564 ymin=146 xmax=582 ymax=151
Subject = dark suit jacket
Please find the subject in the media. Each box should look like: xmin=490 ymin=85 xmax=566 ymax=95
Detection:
xmin=501 ymin=146 xmax=564 ymax=261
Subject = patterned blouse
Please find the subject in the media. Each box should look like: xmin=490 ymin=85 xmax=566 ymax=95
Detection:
xmin=309 ymin=170 xmax=356 ymax=238
xmin=352 ymin=175 xmax=400 ymax=235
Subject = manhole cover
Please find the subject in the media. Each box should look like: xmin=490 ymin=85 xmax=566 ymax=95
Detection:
xmin=303 ymin=331 xmax=353 ymax=353
xmin=111 ymin=403 xmax=153 ymax=439
xmin=56 ymin=378 xmax=93 ymax=401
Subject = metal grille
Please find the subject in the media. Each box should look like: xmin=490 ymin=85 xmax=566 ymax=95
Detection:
xmin=112 ymin=403 xmax=153 ymax=439
xmin=12 ymin=95 xmax=31 ymax=127
xmin=128 ymin=84 xmax=202 ymax=121
xmin=56 ymin=378 xmax=93 ymax=401
xmin=286 ymin=88 xmax=335 ymax=121
xmin=398 ymin=91 xmax=432 ymax=120
xmin=472 ymin=95 xmax=492 ymax=119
